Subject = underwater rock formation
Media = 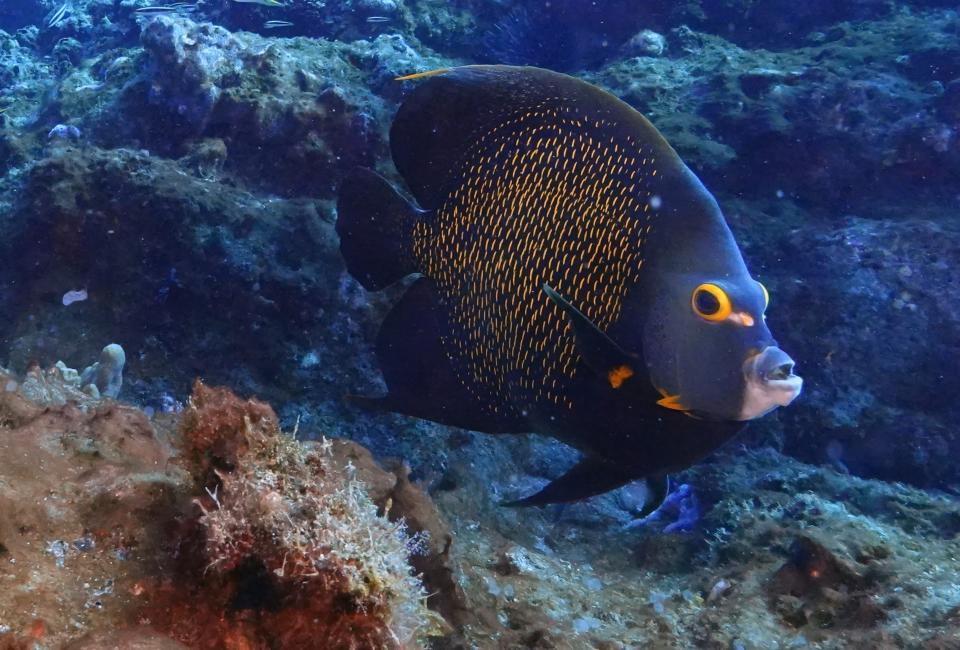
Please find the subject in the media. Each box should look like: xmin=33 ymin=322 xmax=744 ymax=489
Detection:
xmin=0 ymin=144 xmax=372 ymax=411
xmin=0 ymin=369 xmax=451 ymax=648
xmin=123 ymin=15 xmax=453 ymax=197
xmin=133 ymin=15 xmax=385 ymax=196
xmin=596 ymin=8 xmax=960 ymax=214
xmin=1 ymin=361 xmax=957 ymax=648
xmin=768 ymin=535 xmax=887 ymax=630
xmin=769 ymin=215 xmax=960 ymax=487
xmin=0 ymin=6 xmax=958 ymax=649
xmin=0 ymin=365 xmax=188 ymax=648
xmin=147 ymin=381 xmax=445 ymax=648
xmin=425 ymin=443 xmax=960 ymax=648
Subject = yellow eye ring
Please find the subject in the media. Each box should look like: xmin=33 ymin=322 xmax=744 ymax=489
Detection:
xmin=692 ymin=283 xmax=732 ymax=322
xmin=759 ymin=282 xmax=770 ymax=309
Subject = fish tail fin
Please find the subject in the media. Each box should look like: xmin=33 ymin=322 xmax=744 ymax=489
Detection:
xmin=336 ymin=168 xmax=424 ymax=291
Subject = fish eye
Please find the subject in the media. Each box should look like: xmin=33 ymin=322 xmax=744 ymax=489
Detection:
xmin=758 ymin=281 xmax=769 ymax=310
xmin=692 ymin=283 xmax=732 ymax=322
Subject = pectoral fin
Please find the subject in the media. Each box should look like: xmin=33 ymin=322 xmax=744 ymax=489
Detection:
xmin=544 ymin=284 xmax=653 ymax=394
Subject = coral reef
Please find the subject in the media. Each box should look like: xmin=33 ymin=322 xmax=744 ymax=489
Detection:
xmin=2 ymin=360 xmax=958 ymax=648
xmin=109 ymin=15 xmax=446 ymax=196
xmin=0 ymin=364 xmax=188 ymax=649
xmin=595 ymin=8 xmax=960 ymax=213
xmin=1 ymin=144 xmax=373 ymax=416
xmin=127 ymin=15 xmax=386 ymax=195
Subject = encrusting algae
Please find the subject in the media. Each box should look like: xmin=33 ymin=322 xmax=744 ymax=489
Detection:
xmin=154 ymin=381 xmax=446 ymax=649
xmin=0 ymin=367 xmax=447 ymax=650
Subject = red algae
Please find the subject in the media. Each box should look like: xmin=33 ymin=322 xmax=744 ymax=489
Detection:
xmin=0 ymin=370 xmax=449 ymax=649
xmin=142 ymin=381 xmax=444 ymax=649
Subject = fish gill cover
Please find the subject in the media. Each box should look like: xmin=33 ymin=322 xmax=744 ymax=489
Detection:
xmin=0 ymin=0 xmax=958 ymax=648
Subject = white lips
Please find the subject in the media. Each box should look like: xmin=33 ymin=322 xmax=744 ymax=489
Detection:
xmin=737 ymin=348 xmax=803 ymax=421
xmin=766 ymin=375 xmax=804 ymax=394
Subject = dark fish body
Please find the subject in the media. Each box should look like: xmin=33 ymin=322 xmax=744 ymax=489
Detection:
xmin=337 ymin=66 xmax=801 ymax=505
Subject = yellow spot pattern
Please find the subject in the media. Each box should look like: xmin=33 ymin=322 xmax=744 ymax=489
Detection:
xmin=412 ymin=100 xmax=661 ymax=417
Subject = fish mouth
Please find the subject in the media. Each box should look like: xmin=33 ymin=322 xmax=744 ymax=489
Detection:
xmin=738 ymin=346 xmax=802 ymax=420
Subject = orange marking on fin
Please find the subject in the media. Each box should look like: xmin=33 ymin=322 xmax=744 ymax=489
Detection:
xmin=656 ymin=393 xmax=686 ymax=411
xmin=607 ymin=364 xmax=634 ymax=389
xmin=394 ymin=67 xmax=452 ymax=81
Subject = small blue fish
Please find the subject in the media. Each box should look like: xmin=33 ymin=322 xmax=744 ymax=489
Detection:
xmin=263 ymin=20 xmax=294 ymax=29
xmin=365 ymin=15 xmax=391 ymax=23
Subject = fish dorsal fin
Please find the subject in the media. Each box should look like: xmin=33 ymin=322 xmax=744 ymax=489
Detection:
xmin=391 ymin=65 xmax=682 ymax=210
xmin=544 ymin=284 xmax=652 ymax=393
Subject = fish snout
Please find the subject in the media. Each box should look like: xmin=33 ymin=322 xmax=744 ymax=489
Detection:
xmin=738 ymin=346 xmax=803 ymax=420
xmin=755 ymin=346 xmax=796 ymax=383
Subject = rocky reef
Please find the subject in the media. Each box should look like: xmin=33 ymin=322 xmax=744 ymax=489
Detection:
xmin=1 ymin=361 xmax=958 ymax=648
xmin=2 ymin=0 xmax=958 ymax=489
xmin=0 ymin=0 xmax=959 ymax=646
xmin=0 ymin=365 xmax=457 ymax=648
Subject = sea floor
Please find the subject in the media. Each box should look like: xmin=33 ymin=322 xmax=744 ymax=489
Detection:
xmin=0 ymin=362 xmax=957 ymax=649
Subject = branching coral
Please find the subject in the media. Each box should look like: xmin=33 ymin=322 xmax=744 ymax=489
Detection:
xmin=146 ymin=381 xmax=443 ymax=649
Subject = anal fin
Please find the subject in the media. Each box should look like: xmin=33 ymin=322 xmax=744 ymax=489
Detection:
xmin=354 ymin=277 xmax=526 ymax=434
xmin=504 ymin=456 xmax=639 ymax=507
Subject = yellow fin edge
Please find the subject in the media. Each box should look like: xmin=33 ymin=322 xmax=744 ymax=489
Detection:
xmin=395 ymin=67 xmax=453 ymax=81
xmin=656 ymin=393 xmax=686 ymax=411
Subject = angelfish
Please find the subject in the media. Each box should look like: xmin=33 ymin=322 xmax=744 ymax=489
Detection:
xmin=336 ymin=65 xmax=803 ymax=507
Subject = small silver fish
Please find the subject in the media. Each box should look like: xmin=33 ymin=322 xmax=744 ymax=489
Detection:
xmin=46 ymin=3 xmax=69 ymax=28
xmin=365 ymin=15 xmax=390 ymax=23
xmin=263 ymin=20 xmax=294 ymax=28
xmin=134 ymin=6 xmax=179 ymax=14
xmin=232 ymin=0 xmax=284 ymax=7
